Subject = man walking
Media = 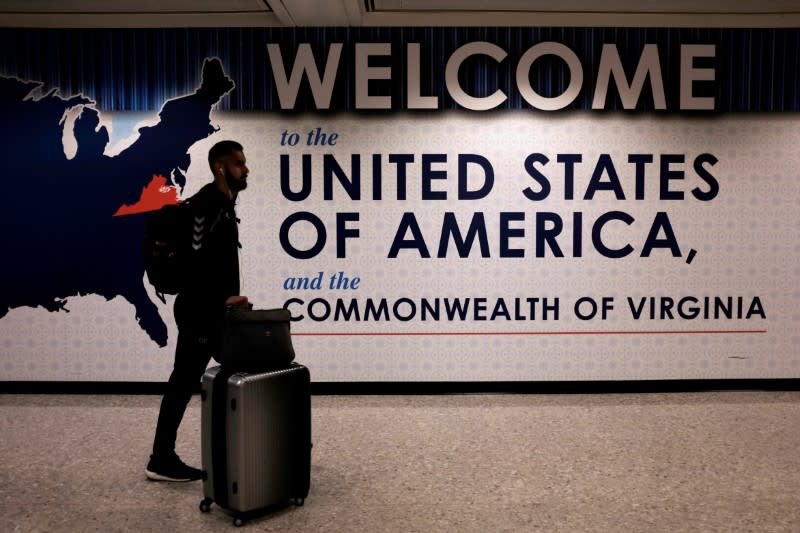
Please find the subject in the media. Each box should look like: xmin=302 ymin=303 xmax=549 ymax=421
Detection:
xmin=146 ymin=140 xmax=250 ymax=481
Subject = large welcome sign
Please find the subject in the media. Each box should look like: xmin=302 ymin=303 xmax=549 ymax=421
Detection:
xmin=0 ymin=28 xmax=797 ymax=382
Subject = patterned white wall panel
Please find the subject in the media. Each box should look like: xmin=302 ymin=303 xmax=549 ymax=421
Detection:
xmin=1 ymin=112 xmax=797 ymax=381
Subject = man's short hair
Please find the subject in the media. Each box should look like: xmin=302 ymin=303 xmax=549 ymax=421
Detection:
xmin=208 ymin=140 xmax=243 ymax=165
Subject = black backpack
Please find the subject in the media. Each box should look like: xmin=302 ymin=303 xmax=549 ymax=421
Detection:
xmin=143 ymin=201 xmax=194 ymax=303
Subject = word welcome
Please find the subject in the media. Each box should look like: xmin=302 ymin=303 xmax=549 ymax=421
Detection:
xmin=267 ymin=41 xmax=716 ymax=111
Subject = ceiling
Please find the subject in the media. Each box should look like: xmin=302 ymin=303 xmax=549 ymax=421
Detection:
xmin=1 ymin=0 xmax=799 ymax=27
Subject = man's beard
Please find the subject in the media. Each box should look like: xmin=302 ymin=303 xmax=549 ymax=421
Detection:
xmin=226 ymin=173 xmax=248 ymax=192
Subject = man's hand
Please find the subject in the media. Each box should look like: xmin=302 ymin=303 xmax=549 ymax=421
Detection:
xmin=225 ymin=295 xmax=250 ymax=309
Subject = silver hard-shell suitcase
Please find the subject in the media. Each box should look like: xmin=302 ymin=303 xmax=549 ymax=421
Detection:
xmin=199 ymin=363 xmax=311 ymax=526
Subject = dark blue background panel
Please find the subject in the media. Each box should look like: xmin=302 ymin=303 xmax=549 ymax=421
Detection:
xmin=0 ymin=27 xmax=797 ymax=112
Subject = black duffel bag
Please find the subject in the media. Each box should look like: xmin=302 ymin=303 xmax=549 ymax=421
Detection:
xmin=218 ymin=308 xmax=296 ymax=372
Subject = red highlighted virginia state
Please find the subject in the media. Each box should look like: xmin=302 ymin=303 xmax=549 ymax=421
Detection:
xmin=113 ymin=174 xmax=180 ymax=216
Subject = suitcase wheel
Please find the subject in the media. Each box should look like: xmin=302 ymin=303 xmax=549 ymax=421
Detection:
xmin=291 ymin=498 xmax=305 ymax=506
xmin=199 ymin=498 xmax=213 ymax=513
xmin=234 ymin=517 xmax=245 ymax=527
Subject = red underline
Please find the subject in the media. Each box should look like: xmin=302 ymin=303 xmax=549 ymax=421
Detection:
xmin=294 ymin=329 xmax=768 ymax=337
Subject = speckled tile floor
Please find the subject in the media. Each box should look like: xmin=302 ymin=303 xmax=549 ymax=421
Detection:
xmin=1 ymin=391 xmax=798 ymax=532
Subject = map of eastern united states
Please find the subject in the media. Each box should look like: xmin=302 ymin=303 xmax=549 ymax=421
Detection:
xmin=0 ymin=58 xmax=234 ymax=347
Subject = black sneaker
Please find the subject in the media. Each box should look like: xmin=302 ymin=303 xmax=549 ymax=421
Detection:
xmin=145 ymin=453 xmax=203 ymax=482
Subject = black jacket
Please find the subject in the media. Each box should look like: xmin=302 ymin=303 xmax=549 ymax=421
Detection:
xmin=174 ymin=183 xmax=241 ymax=342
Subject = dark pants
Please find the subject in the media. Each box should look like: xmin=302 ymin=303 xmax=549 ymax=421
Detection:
xmin=151 ymin=328 xmax=215 ymax=458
